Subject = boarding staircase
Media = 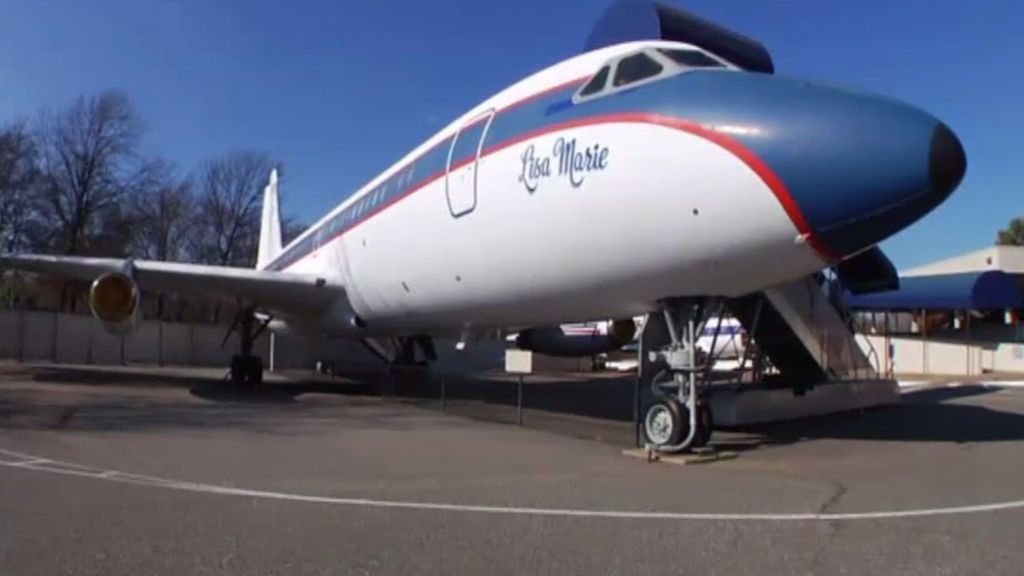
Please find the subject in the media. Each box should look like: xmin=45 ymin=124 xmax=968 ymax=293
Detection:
xmin=727 ymin=274 xmax=880 ymax=388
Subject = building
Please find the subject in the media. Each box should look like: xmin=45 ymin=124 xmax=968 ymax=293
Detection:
xmin=847 ymin=245 xmax=1024 ymax=377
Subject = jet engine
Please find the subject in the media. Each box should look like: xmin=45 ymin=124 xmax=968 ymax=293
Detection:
xmin=88 ymin=272 xmax=140 ymax=335
xmin=515 ymin=318 xmax=636 ymax=357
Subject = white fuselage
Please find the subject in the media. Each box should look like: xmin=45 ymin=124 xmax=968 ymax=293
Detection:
xmin=269 ymin=41 xmax=824 ymax=336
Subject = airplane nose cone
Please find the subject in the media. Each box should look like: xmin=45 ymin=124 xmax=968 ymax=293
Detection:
xmin=929 ymin=122 xmax=966 ymax=202
xmin=666 ymin=72 xmax=969 ymax=260
xmin=798 ymin=107 xmax=968 ymax=259
xmin=681 ymin=73 xmax=968 ymax=260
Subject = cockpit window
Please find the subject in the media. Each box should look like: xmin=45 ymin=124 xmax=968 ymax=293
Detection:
xmin=612 ymin=52 xmax=664 ymax=87
xmin=579 ymin=65 xmax=610 ymax=97
xmin=574 ymin=46 xmax=731 ymax=103
xmin=658 ymin=48 xmax=724 ymax=68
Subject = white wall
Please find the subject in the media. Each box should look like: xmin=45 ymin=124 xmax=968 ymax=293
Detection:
xmin=860 ymin=334 xmax=1024 ymax=376
xmin=0 ymin=310 xmax=602 ymax=375
xmin=0 ymin=310 xmax=298 ymax=370
xmin=54 ymin=314 xmax=91 ymax=364
xmin=21 ymin=311 xmax=56 ymax=361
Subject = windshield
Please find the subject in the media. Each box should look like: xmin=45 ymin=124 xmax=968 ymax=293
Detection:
xmin=612 ymin=52 xmax=664 ymax=87
xmin=658 ymin=48 xmax=724 ymax=68
xmin=579 ymin=65 xmax=610 ymax=97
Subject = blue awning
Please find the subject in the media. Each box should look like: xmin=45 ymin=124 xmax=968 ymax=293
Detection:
xmin=844 ymin=271 xmax=1022 ymax=310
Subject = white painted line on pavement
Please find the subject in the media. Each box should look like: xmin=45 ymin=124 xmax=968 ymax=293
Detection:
xmin=2 ymin=446 xmax=1024 ymax=522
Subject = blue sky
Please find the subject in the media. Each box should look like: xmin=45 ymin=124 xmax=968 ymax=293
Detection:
xmin=1 ymin=0 xmax=1020 ymax=268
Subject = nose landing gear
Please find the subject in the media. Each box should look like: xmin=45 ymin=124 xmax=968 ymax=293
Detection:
xmin=639 ymin=300 xmax=719 ymax=453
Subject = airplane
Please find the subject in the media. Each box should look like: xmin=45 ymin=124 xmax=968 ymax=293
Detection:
xmin=511 ymin=319 xmax=637 ymax=358
xmin=0 ymin=1 xmax=966 ymax=451
xmin=511 ymin=315 xmax=742 ymax=360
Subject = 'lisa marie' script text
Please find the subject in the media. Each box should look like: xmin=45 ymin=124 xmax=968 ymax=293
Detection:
xmin=518 ymin=137 xmax=609 ymax=193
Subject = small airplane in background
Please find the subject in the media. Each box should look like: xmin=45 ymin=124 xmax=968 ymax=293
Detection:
xmin=513 ymin=315 xmax=744 ymax=362
xmin=0 ymin=1 xmax=965 ymax=451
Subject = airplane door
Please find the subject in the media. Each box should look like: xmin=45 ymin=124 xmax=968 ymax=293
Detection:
xmin=445 ymin=109 xmax=495 ymax=218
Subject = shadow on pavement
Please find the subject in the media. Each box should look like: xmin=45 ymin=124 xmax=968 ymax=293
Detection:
xmin=4 ymin=364 xmax=1024 ymax=449
xmin=735 ymin=384 xmax=1019 ymax=446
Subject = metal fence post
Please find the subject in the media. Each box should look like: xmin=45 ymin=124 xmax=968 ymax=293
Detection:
xmin=17 ymin=309 xmax=26 ymax=362
xmin=634 ymin=374 xmax=642 ymax=447
xmin=51 ymin=311 xmax=58 ymax=362
xmin=516 ymin=374 xmax=524 ymax=425
xmin=269 ymin=332 xmax=276 ymax=372
xmin=87 ymin=316 xmax=94 ymax=365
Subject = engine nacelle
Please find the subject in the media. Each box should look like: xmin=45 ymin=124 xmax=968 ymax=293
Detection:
xmin=88 ymin=272 xmax=140 ymax=335
xmin=516 ymin=318 xmax=636 ymax=357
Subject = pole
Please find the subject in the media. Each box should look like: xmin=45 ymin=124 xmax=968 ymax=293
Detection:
xmin=966 ymin=310 xmax=972 ymax=376
xmin=885 ymin=310 xmax=892 ymax=378
xmin=921 ymin=308 xmax=928 ymax=375
xmin=52 ymin=311 xmax=58 ymax=362
xmin=517 ymin=374 xmax=524 ymax=425
xmin=18 ymin=309 xmax=25 ymax=362
xmin=269 ymin=332 xmax=276 ymax=372
xmin=633 ymin=373 xmax=642 ymax=448
xmin=440 ymin=375 xmax=446 ymax=411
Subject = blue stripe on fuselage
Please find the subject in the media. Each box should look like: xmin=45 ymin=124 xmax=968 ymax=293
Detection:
xmin=264 ymin=81 xmax=583 ymax=271
xmin=267 ymin=68 xmax=940 ymax=271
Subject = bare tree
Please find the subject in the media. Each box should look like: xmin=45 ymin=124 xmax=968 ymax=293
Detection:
xmin=0 ymin=121 xmax=41 ymax=253
xmin=281 ymin=216 xmax=308 ymax=246
xmin=34 ymin=91 xmax=143 ymax=310
xmin=193 ymin=151 xmax=274 ymax=267
xmin=130 ymin=159 xmax=195 ymax=262
xmin=36 ymin=91 xmax=142 ymax=257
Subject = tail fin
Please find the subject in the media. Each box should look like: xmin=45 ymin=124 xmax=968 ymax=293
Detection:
xmin=256 ymin=168 xmax=283 ymax=270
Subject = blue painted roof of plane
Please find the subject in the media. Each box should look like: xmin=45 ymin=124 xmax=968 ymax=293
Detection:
xmin=267 ymin=62 xmax=945 ymax=271
xmin=585 ymin=1 xmax=774 ymax=73
xmin=844 ymin=271 xmax=1023 ymax=310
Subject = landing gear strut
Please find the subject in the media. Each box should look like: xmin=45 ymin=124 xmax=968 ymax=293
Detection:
xmin=639 ymin=299 xmax=719 ymax=453
xmin=226 ymin=308 xmax=268 ymax=387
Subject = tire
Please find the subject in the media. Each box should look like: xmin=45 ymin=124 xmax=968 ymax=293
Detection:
xmin=692 ymin=402 xmax=714 ymax=448
xmin=230 ymin=355 xmax=246 ymax=386
xmin=643 ymin=399 xmax=687 ymax=448
xmin=247 ymin=356 xmax=264 ymax=387
xmin=230 ymin=355 xmax=264 ymax=387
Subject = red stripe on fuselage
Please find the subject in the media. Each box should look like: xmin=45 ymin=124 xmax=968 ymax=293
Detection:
xmin=476 ymin=112 xmax=833 ymax=261
xmin=284 ymin=112 xmax=831 ymax=270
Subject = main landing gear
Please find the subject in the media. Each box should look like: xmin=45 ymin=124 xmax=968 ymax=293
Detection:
xmin=639 ymin=299 xmax=719 ymax=453
xmin=225 ymin=308 xmax=268 ymax=387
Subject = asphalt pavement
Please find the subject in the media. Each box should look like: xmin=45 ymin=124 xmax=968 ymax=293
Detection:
xmin=2 ymin=362 xmax=1023 ymax=575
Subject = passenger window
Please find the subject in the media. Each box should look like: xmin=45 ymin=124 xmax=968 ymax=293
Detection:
xmin=658 ymin=48 xmax=724 ymax=69
xmin=579 ymin=65 xmax=610 ymax=97
xmin=612 ymin=53 xmax=663 ymax=87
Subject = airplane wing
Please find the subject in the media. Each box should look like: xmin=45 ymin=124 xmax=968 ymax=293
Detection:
xmin=0 ymin=254 xmax=345 ymax=315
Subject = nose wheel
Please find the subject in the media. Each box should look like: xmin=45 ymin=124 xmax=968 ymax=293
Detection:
xmin=642 ymin=399 xmax=713 ymax=450
xmin=644 ymin=400 xmax=684 ymax=447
